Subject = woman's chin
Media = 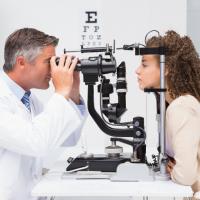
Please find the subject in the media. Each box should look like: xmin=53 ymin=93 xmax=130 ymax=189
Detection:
xmin=138 ymin=84 xmax=145 ymax=90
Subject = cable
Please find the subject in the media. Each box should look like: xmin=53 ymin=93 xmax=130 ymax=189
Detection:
xmin=144 ymin=30 xmax=160 ymax=45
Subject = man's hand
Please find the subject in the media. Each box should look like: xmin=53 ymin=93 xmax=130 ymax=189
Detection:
xmin=68 ymin=71 xmax=81 ymax=104
xmin=50 ymin=54 xmax=78 ymax=100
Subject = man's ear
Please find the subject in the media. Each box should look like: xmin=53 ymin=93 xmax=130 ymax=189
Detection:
xmin=16 ymin=56 xmax=26 ymax=69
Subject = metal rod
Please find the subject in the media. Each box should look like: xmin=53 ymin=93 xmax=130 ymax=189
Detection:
xmin=160 ymin=54 xmax=166 ymax=156
xmin=159 ymin=54 xmax=169 ymax=176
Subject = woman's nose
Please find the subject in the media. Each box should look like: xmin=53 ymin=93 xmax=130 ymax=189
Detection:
xmin=135 ymin=66 xmax=141 ymax=74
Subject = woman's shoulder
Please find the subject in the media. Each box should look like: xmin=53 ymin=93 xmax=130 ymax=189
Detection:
xmin=167 ymin=95 xmax=200 ymax=116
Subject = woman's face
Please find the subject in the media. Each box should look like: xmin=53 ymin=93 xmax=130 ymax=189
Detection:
xmin=135 ymin=55 xmax=160 ymax=90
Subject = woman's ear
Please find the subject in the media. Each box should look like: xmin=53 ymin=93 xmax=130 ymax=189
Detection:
xmin=165 ymin=66 xmax=169 ymax=76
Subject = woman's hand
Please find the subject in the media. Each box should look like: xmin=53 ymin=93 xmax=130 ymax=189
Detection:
xmin=167 ymin=158 xmax=176 ymax=174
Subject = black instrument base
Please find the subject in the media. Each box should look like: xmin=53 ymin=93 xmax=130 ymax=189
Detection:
xmin=66 ymin=153 xmax=142 ymax=172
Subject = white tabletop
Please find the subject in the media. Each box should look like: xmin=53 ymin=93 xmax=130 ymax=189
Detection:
xmin=31 ymin=161 xmax=193 ymax=198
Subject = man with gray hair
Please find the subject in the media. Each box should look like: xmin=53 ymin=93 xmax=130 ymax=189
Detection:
xmin=0 ymin=28 xmax=87 ymax=200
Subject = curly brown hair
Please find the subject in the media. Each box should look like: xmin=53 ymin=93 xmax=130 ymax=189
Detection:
xmin=146 ymin=30 xmax=200 ymax=101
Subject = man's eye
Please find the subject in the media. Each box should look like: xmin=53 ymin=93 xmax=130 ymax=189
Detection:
xmin=45 ymin=60 xmax=51 ymax=64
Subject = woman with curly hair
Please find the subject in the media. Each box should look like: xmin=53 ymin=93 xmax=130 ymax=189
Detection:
xmin=135 ymin=30 xmax=200 ymax=199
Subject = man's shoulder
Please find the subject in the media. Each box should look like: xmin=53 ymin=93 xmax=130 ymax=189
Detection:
xmin=0 ymin=76 xmax=12 ymax=97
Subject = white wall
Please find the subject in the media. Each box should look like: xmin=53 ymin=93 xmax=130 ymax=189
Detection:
xmin=0 ymin=0 xmax=186 ymax=162
xmin=187 ymin=0 xmax=200 ymax=54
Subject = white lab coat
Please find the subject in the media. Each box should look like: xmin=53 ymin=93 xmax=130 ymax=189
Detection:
xmin=0 ymin=77 xmax=86 ymax=200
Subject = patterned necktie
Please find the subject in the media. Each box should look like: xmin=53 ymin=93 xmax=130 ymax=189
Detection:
xmin=21 ymin=91 xmax=31 ymax=112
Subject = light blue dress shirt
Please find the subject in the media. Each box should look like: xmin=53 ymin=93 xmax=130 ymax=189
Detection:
xmin=0 ymin=70 xmax=85 ymax=115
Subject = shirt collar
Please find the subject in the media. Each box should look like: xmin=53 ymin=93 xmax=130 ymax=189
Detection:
xmin=1 ymin=70 xmax=27 ymax=100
